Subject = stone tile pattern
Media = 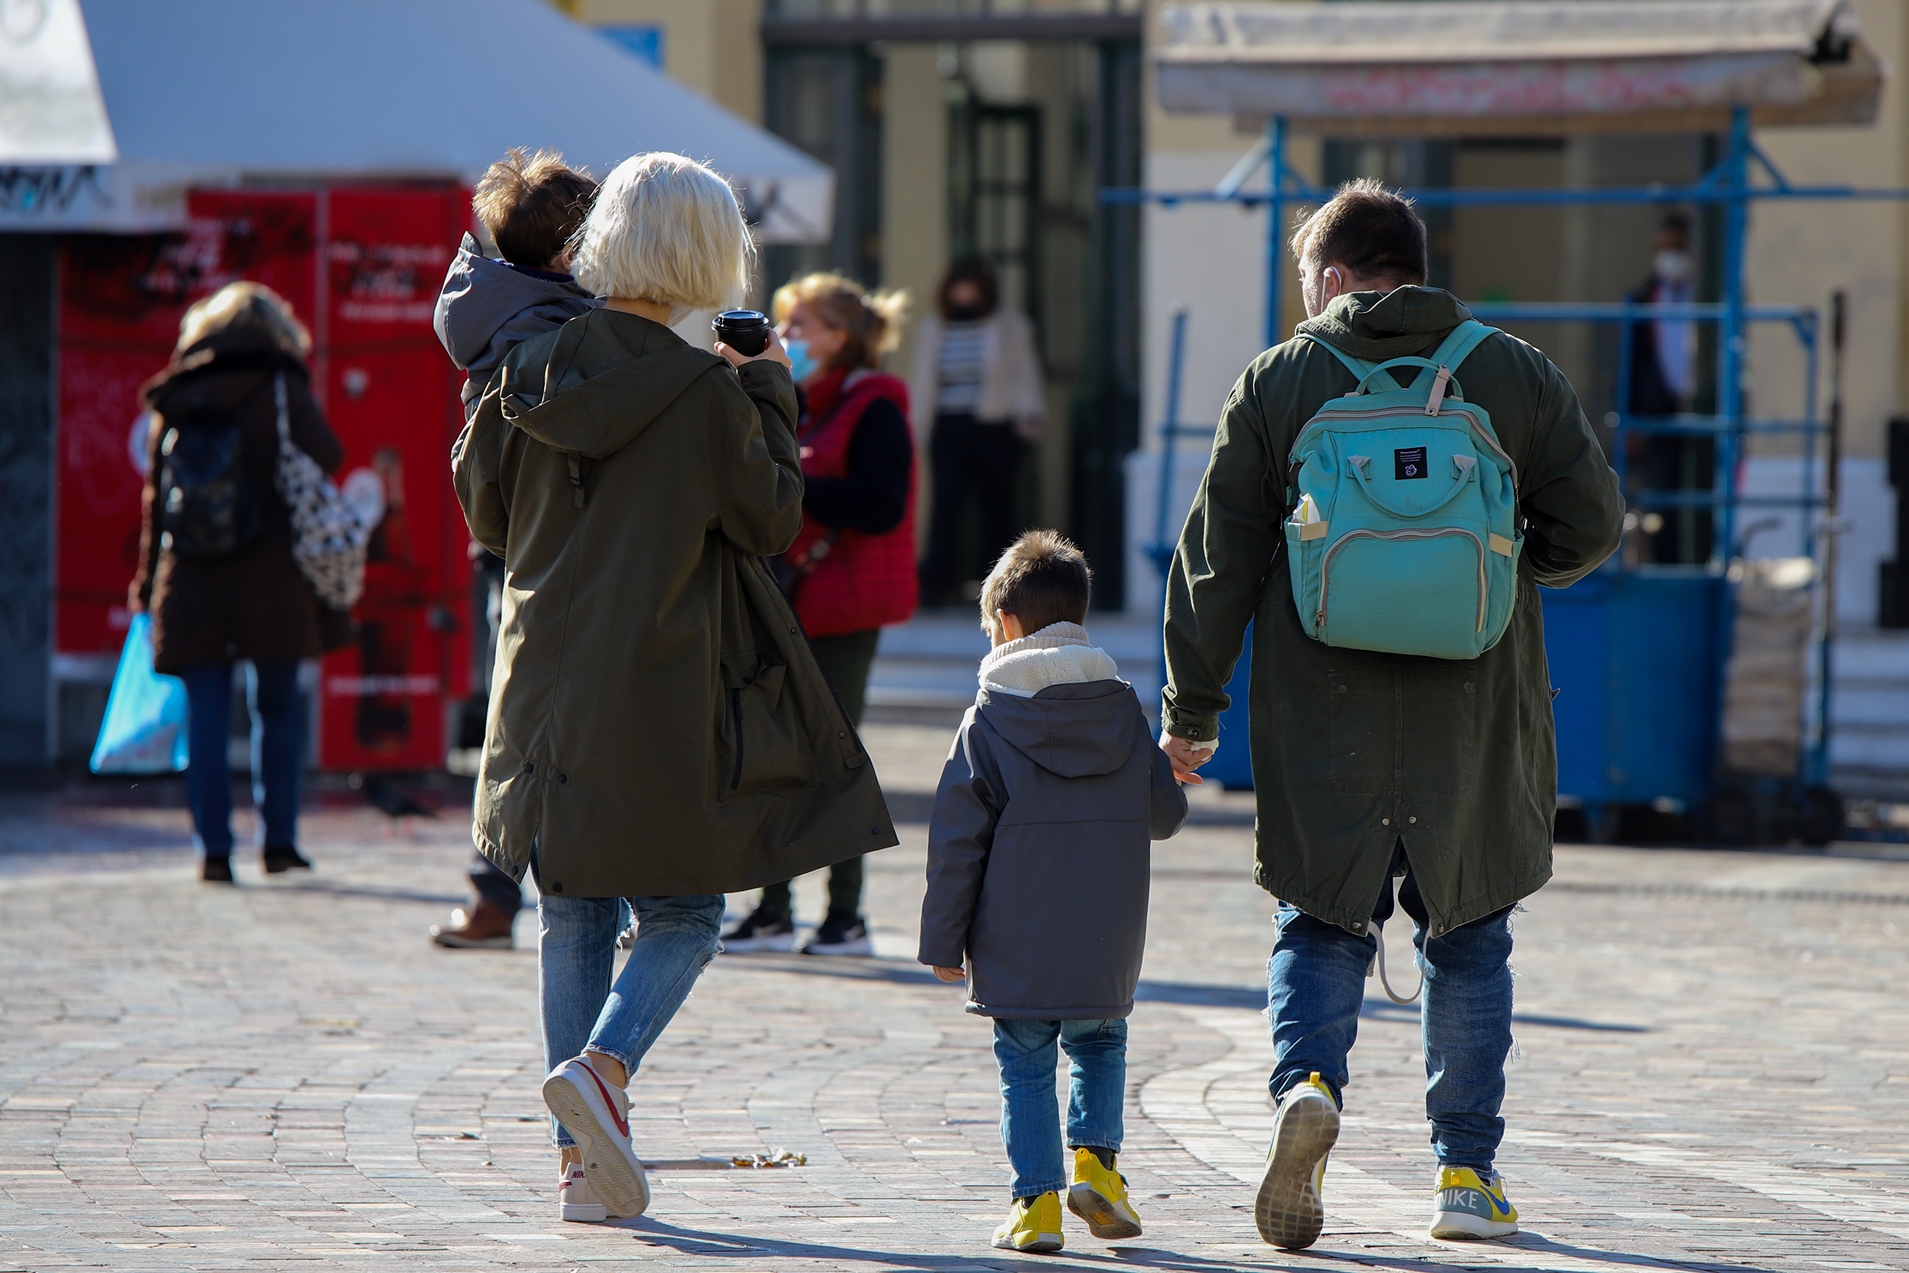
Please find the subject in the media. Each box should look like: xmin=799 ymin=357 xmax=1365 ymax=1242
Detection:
xmin=2 ymin=720 xmax=1908 ymax=1270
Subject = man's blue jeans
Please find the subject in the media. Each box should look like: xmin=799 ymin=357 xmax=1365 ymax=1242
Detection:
xmin=993 ymin=1017 xmax=1127 ymax=1199
xmin=179 ymin=661 xmax=303 ymax=858
xmin=1267 ymin=846 xmax=1514 ymax=1172
xmin=537 ymin=890 xmax=725 ymax=1148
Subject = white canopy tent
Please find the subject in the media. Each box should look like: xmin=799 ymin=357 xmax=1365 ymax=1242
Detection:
xmin=0 ymin=0 xmax=832 ymax=241
xmin=1156 ymin=0 xmax=1883 ymax=136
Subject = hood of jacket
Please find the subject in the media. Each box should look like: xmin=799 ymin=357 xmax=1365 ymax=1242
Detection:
xmin=1296 ymin=285 xmax=1472 ymax=363
xmin=141 ymin=327 xmax=309 ymax=417
xmin=434 ymin=232 xmax=599 ymax=375
xmin=495 ymin=307 xmax=724 ymax=460
xmin=976 ymin=623 xmax=1134 ymax=778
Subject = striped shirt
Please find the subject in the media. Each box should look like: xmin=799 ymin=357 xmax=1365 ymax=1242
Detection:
xmin=935 ymin=321 xmax=989 ymax=414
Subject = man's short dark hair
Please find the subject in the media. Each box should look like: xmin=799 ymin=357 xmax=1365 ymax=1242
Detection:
xmin=472 ymin=148 xmax=598 ymax=269
xmin=980 ymin=530 xmax=1092 ymax=637
xmin=1290 ymin=177 xmax=1428 ymax=286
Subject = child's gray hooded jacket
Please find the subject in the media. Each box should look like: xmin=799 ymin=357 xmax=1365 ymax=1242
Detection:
xmin=434 ymin=233 xmax=599 ymax=416
xmin=918 ymin=623 xmax=1187 ymax=1019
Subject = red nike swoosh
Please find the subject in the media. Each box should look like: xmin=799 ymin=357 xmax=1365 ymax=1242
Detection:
xmin=577 ymin=1061 xmax=630 ymax=1138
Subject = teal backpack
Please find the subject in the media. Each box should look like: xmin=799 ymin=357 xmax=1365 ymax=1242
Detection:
xmin=1284 ymin=319 xmax=1521 ymax=661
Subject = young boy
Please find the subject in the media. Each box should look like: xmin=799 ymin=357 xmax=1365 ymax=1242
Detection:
xmin=429 ymin=149 xmax=601 ymax=1219
xmin=918 ymin=531 xmax=1188 ymax=1253
xmin=434 ymin=147 xmax=600 ymax=422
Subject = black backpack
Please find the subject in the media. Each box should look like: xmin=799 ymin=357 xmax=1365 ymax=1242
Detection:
xmin=158 ymin=417 xmax=260 ymax=556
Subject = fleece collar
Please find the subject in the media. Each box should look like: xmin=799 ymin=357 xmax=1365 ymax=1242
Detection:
xmin=978 ymin=622 xmax=1121 ymax=698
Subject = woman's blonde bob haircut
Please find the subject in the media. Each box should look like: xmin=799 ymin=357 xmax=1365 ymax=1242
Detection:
xmin=176 ymin=281 xmax=312 ymax=359
xmin=571 ymin=152 xmax=753 ymax=311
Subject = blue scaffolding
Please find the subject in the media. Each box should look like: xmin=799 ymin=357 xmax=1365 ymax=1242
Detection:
xmin=1117 ymin=106 xmax=1898 ymax=843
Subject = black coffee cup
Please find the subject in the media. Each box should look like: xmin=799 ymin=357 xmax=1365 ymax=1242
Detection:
xmin=713 ymin=309 xmax=771 ymax=356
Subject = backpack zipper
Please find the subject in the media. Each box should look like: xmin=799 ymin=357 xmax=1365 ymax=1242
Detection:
xmin=1317 ymin=528 xmax=1488 ymax=634
xmin=1289 ymin=405 xmax=1517 ymax=485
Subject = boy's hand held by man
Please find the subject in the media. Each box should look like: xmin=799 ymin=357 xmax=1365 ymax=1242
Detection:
xmin=932 ymin=966 xmax=967 ymax=983
xmin=1159 ymin=733 xmax=1217 ymax=785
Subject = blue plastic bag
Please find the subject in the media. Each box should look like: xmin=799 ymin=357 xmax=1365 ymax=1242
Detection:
xmin=90 ymin=614 xmax=190 ymax=774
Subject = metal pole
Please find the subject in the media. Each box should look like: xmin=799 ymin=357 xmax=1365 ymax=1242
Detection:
xmin=1815 ymin=290 xmax=1848 ymax=786
xmin=1717 ymin=106 xmax=1751 ymax=566
xmin=1265 ymin=115 xmax=1287 ymax=349
xmin=1152 ymin=307 xmax=1190 ymax=574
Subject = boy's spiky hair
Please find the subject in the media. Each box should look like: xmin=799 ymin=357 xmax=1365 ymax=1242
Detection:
xmin=980 ymin=530 xmax=1093 ymax=639
xmin=472 ymin=148 xmax=598 ymax=269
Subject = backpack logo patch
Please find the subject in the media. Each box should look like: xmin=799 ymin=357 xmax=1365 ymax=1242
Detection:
xmin=1394 ymin=446 xmax=1428 ymax=480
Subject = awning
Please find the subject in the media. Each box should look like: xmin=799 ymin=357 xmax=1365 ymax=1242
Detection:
xmin=1155 ymin=0 xmax=1884 ymax=136
xmin=0 ymin=0 xmax=832 ymax=241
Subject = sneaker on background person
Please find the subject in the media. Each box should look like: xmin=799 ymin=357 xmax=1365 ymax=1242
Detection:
xmin=430 ymin=900 xmax=515 ymax=950
xmin=262 ymin=845 xmax=312 ymax=874
xmin=1256 ymin=1071 xmax=1340 ymax=1250
xmin=720 ymin=906 xmax=797 ymax=953
xmin=800 ymin=912 xmax=871 ymax=956
xmin=558 ymin=1161 xmax=606 ymax=1223
xmin=1429 ymin=1167 xmax=1519 ymax=1240
xmin=993 ymin=1192 xmax=1065 ymax=1253
xmin=201 ymin=856 xmax=234 ymax=885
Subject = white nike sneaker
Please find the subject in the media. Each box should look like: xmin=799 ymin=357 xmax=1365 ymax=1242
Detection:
xmin=542 ymin=1056 xmax=650 ymax=1218
xmin=558 ymin=1161 xmax=606 ymax=1222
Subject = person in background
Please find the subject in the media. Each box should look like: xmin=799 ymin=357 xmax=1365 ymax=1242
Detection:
xmin=429 ymin=148 xmax=599 ymax=949
xmin=1627 ymin=211 xmax=1706 ymax=563
xmin=913 ymin=257 xmax=1046 ymax=608
xmin=720 ymin=273 xmax=916 ymax=958
xmin=130 ymin=282 xmax=346 ymax=884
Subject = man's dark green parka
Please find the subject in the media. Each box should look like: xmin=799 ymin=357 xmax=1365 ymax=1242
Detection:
xmin=452 ymin=308 xmax=897 ymax=899
xmin=1162 ymin=288 xmax=1623 ymax=938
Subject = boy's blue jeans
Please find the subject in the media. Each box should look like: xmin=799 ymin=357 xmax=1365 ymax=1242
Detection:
xmin=993 ymin=1017 xmax=1126 ymax=1199
xmin=179 ymin=661 xmax=302 ymax=858
xmin=1268 ymin=845 xmax=1513 ymax=1173
xmin=537 ymin=891 xmax=725 ymax=1148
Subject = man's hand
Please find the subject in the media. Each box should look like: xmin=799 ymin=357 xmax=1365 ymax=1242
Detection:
xmin=932 ymin=966 xmax=965 ymax=983
xmin=1160 ymin=733 xmax=1218 ymax=786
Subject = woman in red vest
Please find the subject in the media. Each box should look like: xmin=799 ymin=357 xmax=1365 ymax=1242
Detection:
xmin=722 ymin=273 xmax=918 ymax=957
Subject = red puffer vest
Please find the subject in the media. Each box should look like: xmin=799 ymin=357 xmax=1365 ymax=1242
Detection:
xmin=787 ymin=368 xmax=919 ymax=638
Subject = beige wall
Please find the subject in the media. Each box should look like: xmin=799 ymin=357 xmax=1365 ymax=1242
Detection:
xmin=559 ymin=0 xmax=763 ymax=124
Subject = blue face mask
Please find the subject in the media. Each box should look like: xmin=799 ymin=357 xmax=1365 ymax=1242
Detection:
xmin=782 ymin=336 xmax=818 ymax=383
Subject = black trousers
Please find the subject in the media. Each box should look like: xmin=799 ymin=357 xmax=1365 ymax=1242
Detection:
xmin=919 ymin=412 xmax=1024 ymax=606
xmin=757 ymin=627 xmax=882 ymax=922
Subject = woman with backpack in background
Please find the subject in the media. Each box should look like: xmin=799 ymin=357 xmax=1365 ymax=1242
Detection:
xmin=720 ymin=273 xmax=916 ymax=957
xmin=130 ymin=282 xmax=347 ymax=884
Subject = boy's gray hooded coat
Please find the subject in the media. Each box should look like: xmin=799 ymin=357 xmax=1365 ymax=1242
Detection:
xmin=919 ymin=625 xmax=1187 ymax=1019
xmin=434 ymin=233 xmax=599 ymax=413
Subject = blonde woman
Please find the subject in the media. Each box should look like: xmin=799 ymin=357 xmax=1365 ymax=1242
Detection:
xmin=452 ymin=153 xmax=895 ymax=1224
xmin=130 ymin=282 xmax=344 ymax=884
xmin=721 ymin=272 xmax=915 ymax=957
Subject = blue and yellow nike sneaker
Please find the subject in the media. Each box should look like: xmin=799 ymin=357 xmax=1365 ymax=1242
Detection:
xmin=1429 ymin=1166 xmax=1518 ymax=1239
xmin=1255 ymin=1072 xmax=1339 ymax=1249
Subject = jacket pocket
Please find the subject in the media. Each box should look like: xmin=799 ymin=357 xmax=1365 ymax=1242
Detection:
xmin=718 ymin=662 xmax=808 ymax=798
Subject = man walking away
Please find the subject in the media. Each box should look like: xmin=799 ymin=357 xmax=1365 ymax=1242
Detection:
xmin=1158 ymin=179 xmax=1622 ymax=1247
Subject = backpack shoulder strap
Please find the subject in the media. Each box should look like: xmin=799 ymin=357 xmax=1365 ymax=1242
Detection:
xmin=1297 ymin=332 xmax=1380 ymax=389
xmin=1427 ymin=319 xmax=1497 ymax=375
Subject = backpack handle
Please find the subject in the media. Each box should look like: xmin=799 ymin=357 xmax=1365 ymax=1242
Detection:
xmin=1346 ymin=452 xmax=1479 ymax=519
xmin=1354 ymin=357 xmax=1467 ymax=401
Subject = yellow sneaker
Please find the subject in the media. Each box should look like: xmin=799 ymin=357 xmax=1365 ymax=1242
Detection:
xmin=993 ymin=1191 xmax=1064 ymax=1253
xmin=1255 ymin=1071 xmax=1340 ymax=1249
xmin=1067 ymin=1147 xmax=1142 ymax=1240
xmin=1429 ymin=1166 xmax=1518 ymax=1240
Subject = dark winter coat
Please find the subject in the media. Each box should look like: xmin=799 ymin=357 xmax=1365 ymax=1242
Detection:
xmin=1162 ymin=287 xmax=1624 ymax=939
xmin=434 ymin=233 xmax=600 ymax=415
xmin=451 ymin=307 xmax=899 ymax=898
xmin=919 ymin=626 xmax=1188 ymax=1019
xmin=131 ymin=328 xmax=344 ymax=674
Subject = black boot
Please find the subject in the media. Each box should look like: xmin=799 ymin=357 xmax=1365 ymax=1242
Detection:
xmin=262 ymin=844 xmax=313 ymax=874
xmin=201 ymin=856 xmax=235 ymax=884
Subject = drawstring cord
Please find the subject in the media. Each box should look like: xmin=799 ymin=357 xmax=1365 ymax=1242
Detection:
xmin=1368 ymin=874 xmax=1425 ymax=1005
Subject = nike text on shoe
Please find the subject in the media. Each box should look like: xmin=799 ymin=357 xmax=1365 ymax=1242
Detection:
xmin=541 ymin=1057 xmax=650 ymax=1218
xmin=1429 ymin=1166 xmax=1518 ymax=1240
xmin=1067 ymin=1147 xmax=1142 ymax=1240
xmin=1255 ymin=1071 xmax=1340 ymax=1249
xmin=993 ymin=1192 xmax=1064 ymax=1253
xmin=558 ymin=1161 xmax=606 ymax=1223
xmin=720 ymin=907 xmax=796 ymax=953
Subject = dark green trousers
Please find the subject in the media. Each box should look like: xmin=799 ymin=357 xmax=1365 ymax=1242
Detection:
xmin=757 ymin=627 xmax=881 ymax=922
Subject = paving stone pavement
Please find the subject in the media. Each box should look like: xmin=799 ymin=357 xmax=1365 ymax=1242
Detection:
xmin=5 ymin=716 xmax=1909 ymax=1272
